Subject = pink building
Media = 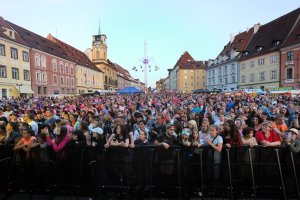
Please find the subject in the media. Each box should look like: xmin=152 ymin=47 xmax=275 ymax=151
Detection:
xmin=7 ymin=21 xmax=76 ymax=96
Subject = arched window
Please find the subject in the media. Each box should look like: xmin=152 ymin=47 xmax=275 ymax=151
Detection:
xmin=35 ymin=54 xmax=40 ymax=68
xmin=41 ymin=55 xmax=46 ymax=69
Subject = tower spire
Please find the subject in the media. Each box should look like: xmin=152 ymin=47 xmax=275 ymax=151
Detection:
xmin=98 ymin=20 xmax=101 ymax=35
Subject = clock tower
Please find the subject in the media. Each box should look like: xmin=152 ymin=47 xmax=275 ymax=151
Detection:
xmin=92 ymin=33 xmax=107 ymax=62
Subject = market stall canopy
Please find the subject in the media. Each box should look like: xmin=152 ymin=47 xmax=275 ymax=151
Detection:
xmin=116 ymin=86 xmax=144 ymax=94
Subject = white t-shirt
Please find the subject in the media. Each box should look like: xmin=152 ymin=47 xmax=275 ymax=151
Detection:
xmin=207 ymin=134 xmax=223 ymax=145
xmin=29 ymin=120 xmax=39 ymax=136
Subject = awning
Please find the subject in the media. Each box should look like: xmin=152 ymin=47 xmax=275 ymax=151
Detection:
xmin=15 ymin=85 xmax=34 ymax=94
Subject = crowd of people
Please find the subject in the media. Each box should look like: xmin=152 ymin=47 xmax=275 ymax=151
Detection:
xmin=0 ymin=92 xmax=299 ymax=170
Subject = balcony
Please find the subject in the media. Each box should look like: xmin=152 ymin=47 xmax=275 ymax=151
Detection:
xmin=286 ymin=60 xmax=294 ymax=65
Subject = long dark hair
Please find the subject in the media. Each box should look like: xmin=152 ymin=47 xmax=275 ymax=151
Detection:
xmin=117 ymin=124 xmax=128 ymax=139
xmin=222 ymin=120 xmax=239 ymax=139
xmin=57 ymin=126 xmax=68 ymax=144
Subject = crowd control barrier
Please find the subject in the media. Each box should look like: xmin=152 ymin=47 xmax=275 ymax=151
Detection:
xmin=0 ymin=144 xmax=300 ymax=199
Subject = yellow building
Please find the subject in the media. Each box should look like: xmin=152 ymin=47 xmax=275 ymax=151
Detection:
xmin=85 ymin=33 xmax=118 ymax=91
xmin=0 ymin=17 xmax=33 ymax=98
xmin=239 ymin=52 xmax=280 ymax=90
xmin=47 ymin=34 xmax=104 ymax=94
xmin=177 ymin=61 xmax=206 ymax=93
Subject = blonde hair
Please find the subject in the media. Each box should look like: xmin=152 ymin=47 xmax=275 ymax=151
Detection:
xmin=188 ymin=120 xmax=198 ymax=132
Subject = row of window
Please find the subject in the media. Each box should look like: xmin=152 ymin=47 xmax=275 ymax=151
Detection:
xmin=0 ymin=44 xmax=29 ymax=62
xmin=184 ymin=76 xmax=206 ymax=79
xmin=240 ymin=70 xmax=278 ymax=83
xmin=0 ymin=65 xmax=30 ymax=80
xmin=37 ymin=87 xmax=75 ymax=95
xmin=208 ymin=76 xmax=236 ymax=85
xmin=184 ymin=82 xmax=206 ymax=87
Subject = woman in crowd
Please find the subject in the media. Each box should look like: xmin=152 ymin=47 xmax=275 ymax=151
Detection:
xmin=241 ymin=127 xmax=258 ymax=147
xmin=69 ymin=113 xmax=80 ymax=131
xmin=3 ymin=122 xmax=21 ymax=145
xmin=199 ymin=121 xmax=210 ymax=145
xmin=104 ymin=124 xmax=129 ymax=148
xmin=255 ymin=121 xmax=281 ymax=147
xmin=252 ymin=114 xmax=263 ymax=133
xmin=46 ymin=126 xmax=69 ymax=152
xmin=80 ymin=121 xmax=90 ymax=146
xmin=221 ymin=120 xmax=242 ymax=148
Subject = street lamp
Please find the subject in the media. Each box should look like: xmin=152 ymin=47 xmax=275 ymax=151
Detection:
xmin=16 ymin=84 xmax=22 ymax=97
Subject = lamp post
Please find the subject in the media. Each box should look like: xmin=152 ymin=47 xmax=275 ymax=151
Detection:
xmin=16 ymin=83 xmax=22 ymax=97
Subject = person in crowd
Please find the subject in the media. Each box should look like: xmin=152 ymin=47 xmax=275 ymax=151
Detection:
xmin=79 ymin=121 xmax=90 ymax=146
xmin=284 ymin=128 xmax=300 ymax=153
xmin=23 ymin=112 xmax=39 ymax=136
xmin=188 ymin=119 xmax=198 ymax=135
xmin=44 ymin=109 xmax=56 ymax=131
xmin=14 ymin=127 xmax=36 ymax=152
xmin=252 ymin=114 xmax=263 ymax=133
xmin=67 ymin=130 xmax=87 ymax=148
xmin=35 ymin=110 xmax=45 ymax=134
xmin=190 ymin=130 xmax=202 ymax=147
xmin=133 ymin=120 xmax=149 ymax=141
xmin=255 ymin=121 xmax=281 ymax=147
xmin=280 ymin=106 xmax=294 ymax=128
xmin=155 ymin=123 xmax=177 ymax=149
xmin=69 ymin=113 xmax=80 ymax=131
xmin=134 ymin=130 xmax=149 ymax=145
xmin=178 ymin=128 xmax=191 ymax=147
xmin=221 ymin=120 xmax=242 ymax=148
xmin=235 ymin=118 xmax=246 ymax=136
xmin=150 ymin=114 xmax=166 ymax=144
xmin=273 ymin=113 xmax=288 ymax=140
xmin=3 ymin=122 xmax=21 ymax=145
xmin=90 ymin=127 xmax=104 ymax=147
xmin=206 ymin=125 xmax=223 ymax=180
xmin=104 ymin=124 xmax=129 ymax=148
xmin=46 ymin=126 xmax=69 ymax=152
xmin=241 ymin=127 xmax=258 ymax=147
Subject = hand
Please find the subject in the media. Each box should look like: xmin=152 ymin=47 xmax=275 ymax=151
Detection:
xmin=206 ymin=139 xmax=212 ymax=145
xmin=226 ymin=143 xmax=232 ymax=148
xmin=162 ymin=142 xmax=170 ymax=149
xmin=104 ymin=143 xmax=109 ymax=148
xmin=129 ymin=143 xmax=135 ymax=148
xmin=51 ymin=139 xmax=55 ymax=144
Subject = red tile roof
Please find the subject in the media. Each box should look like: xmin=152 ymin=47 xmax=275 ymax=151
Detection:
xmin=115 ymin=63 xmax=131 ymax=81
xmin=282 ymin=14 xmax=300 ymax=47
xmin=241 ymin=8 xmax=300 ymax=60
xmin=47 ymin=34 xmax=103 ymax=73
xmin=219 ymin=26 xmax=255 ymax=57
xmin=0 ymin=16 xmax=29 ymax=47
xmin=180 ymin=60 xmax=206 ymax=70
xmin=6 ymin=20 xmax=74 ymax=62
xmin=174 ymin=51 xmax=194 ymax=67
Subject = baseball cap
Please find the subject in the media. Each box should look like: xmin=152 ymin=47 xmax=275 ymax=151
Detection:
xmin=91 ymin=127 xmax=103 ymax=135
xmin=290 ymin=128 xmax=299 ymax=135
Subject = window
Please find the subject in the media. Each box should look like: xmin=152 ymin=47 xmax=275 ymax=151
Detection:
xmin=287 ymin=68 xmax=293 ymax=79
xmin=53 ymin=75 xmax=57 ymax=85
xmin=0 ymin=44 xmax=5 ymax=56
xmin=66 ymin=77 xmax=69 ymax=86
xmin=287 ymin=51 xmax=293 ymax=61
xmin=52 ymin=61 xmax=57 ymax=72
xmin=11 ymin=47 xmax=18 ymax=59
xmin=224 ymin=66 xmax=227 ymax=75
xmin=12 ymin=68 xmax=19 ymax=79
xmin=35 ymin=55 xmax=40 ymax=68
xmin=0 ymin=65 xmax=6 ymax=78
xmin=22 ymin=51 xmax=29 ymax=62
xmin=41 ymin=56 xmax=46 ymax=69
xmin=219 ymin=78 xmax=222 ymax=83
xmin=72 ymin=89 xmax=75 ymax=94
xmin=250 ymin=73 xmax=255 ymax=82
xmin=60 ymin=65 xmax=64 ymax=74
xmin=219 ymin=68 xmax=222 ymax=74
xmin=36 ymin=72 xmax=41 ymax=83
xmin=258 ymin=58 xmax=265 ymax=66
xmin=231 ymin=66 xmax=235 ymax=73
xmin=241 ymin=75 xmax=245 ymax=83
xmin=62 ymin=88 xmax=65 ymax=94
xmin=2 ymin=88 xmax=7 ymax=99
xmin=71 ymin=78 xmax=74 ymax=86
xmin=231 ymin=76 xmax=235 ymax=83
xmin=225 ymin=77 xmax=228 ymax=84
xmin=271 ymin=70 xmax=277 ymax=79
xmin=250 ymin=61 xmax=255 ymax=68
xmin=70 ymin=65 xmax=74 ymax=75
xmin=38 ymin=87 xmax=41 ymax=95
xmin=270 ymin=55 xmax=278 ymax=63
xmin=24 ymin=70 xmax=30 ymax=81
xmin=60 ymin=76 xmax=64 ymax=85
xmin=43 ymin=87 xmax=47 ymax=95
xmin=191 ymin=76 xmax=193 ymax=79
xmin=42 ymin=72 xmax=47 ymax=83
xmin=241 ymin=63 xmax=246 ymax=70
xmin=259 ymin=71 xmax=265 ymax=80
xmin=65 ymin=64 xmax=69 ymax=74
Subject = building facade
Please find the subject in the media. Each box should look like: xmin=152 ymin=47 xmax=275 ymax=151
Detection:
xmin=280 ymin=16 xmax=300 ymax=89
xmin=47 ymin=34 xmax=104 ymax=94
xmin=239 ymin=8 xmax=300 ymax=90
xmin=85 ymin=33 xmax=118 ymax=91
xmin=0 ymin=17 xmax=33 ymax=98
xmin=207 ymin=25 xmax=259 ymax=91
xmin=8 ymin=21 xmax=77 ymax=96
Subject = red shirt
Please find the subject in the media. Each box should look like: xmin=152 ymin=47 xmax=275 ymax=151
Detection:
xmin=255 ymin=130 xmax=281 ymax=144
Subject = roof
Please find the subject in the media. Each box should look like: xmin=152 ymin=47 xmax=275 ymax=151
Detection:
xmin=219 ymin=26 xmax=256 ymax=57
xmin=0 ymin=16 xmax=29 ymax=47
xmin=282 ymin=14 xmax=300 ymax=47
xmin=115 ymin=63 xmax=131 ymax=81
xmin=6 ymin=20 xmax=74 ymax=62
xmin=174 ymin=51 xmax=194 ymax=67
xmin=241 ymin=8 xmax=300 ymax=60
xmin=47 ymin=34 xmax=103 ymax=73
xmin=180 ymin=60 xmax=206 ymax=70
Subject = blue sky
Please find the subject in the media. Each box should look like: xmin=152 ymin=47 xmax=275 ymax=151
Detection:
xmin=1 ymin=0 xmax=299 ymax=87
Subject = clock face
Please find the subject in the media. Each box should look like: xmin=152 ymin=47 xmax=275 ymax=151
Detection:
xmin=95 ymin=42 xmax=100 ymax=48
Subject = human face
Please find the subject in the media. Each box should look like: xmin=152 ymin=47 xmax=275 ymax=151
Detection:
xmin=262 ymin=124 xmax=271 ymax=133
xmin=139 ymin=132 xmax=146 ymax=141
xmin=138 ymin=122 xmax=145 ymax=129
xmin=291 ymin=133 xmax=297 ymax=141
xmin=224 ymin=123 xmax=231 ymax=131
xmin=193 ymin=131 xmax=199 ymax=139
xmin=201 ymin=125 xmax=208 ymax=131
xmin=116 ymin=125 xmax=121 ymax=135
xmin=247 ymin=131 xmax=254 ymax=138
xmin=253 ymin=118 xmax=259 ymax=124
xmin=209 ymin=127 xmax=217 ymax=137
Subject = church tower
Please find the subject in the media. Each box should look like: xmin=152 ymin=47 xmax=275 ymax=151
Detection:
xmin=92 ymin=23 xmax=107 ymax=62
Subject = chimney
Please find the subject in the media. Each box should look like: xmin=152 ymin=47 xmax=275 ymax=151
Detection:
xmin=254 ymin=23 xmax=260 ymax=34
xmin=230 ymin=33 xmax=235 ymax=43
